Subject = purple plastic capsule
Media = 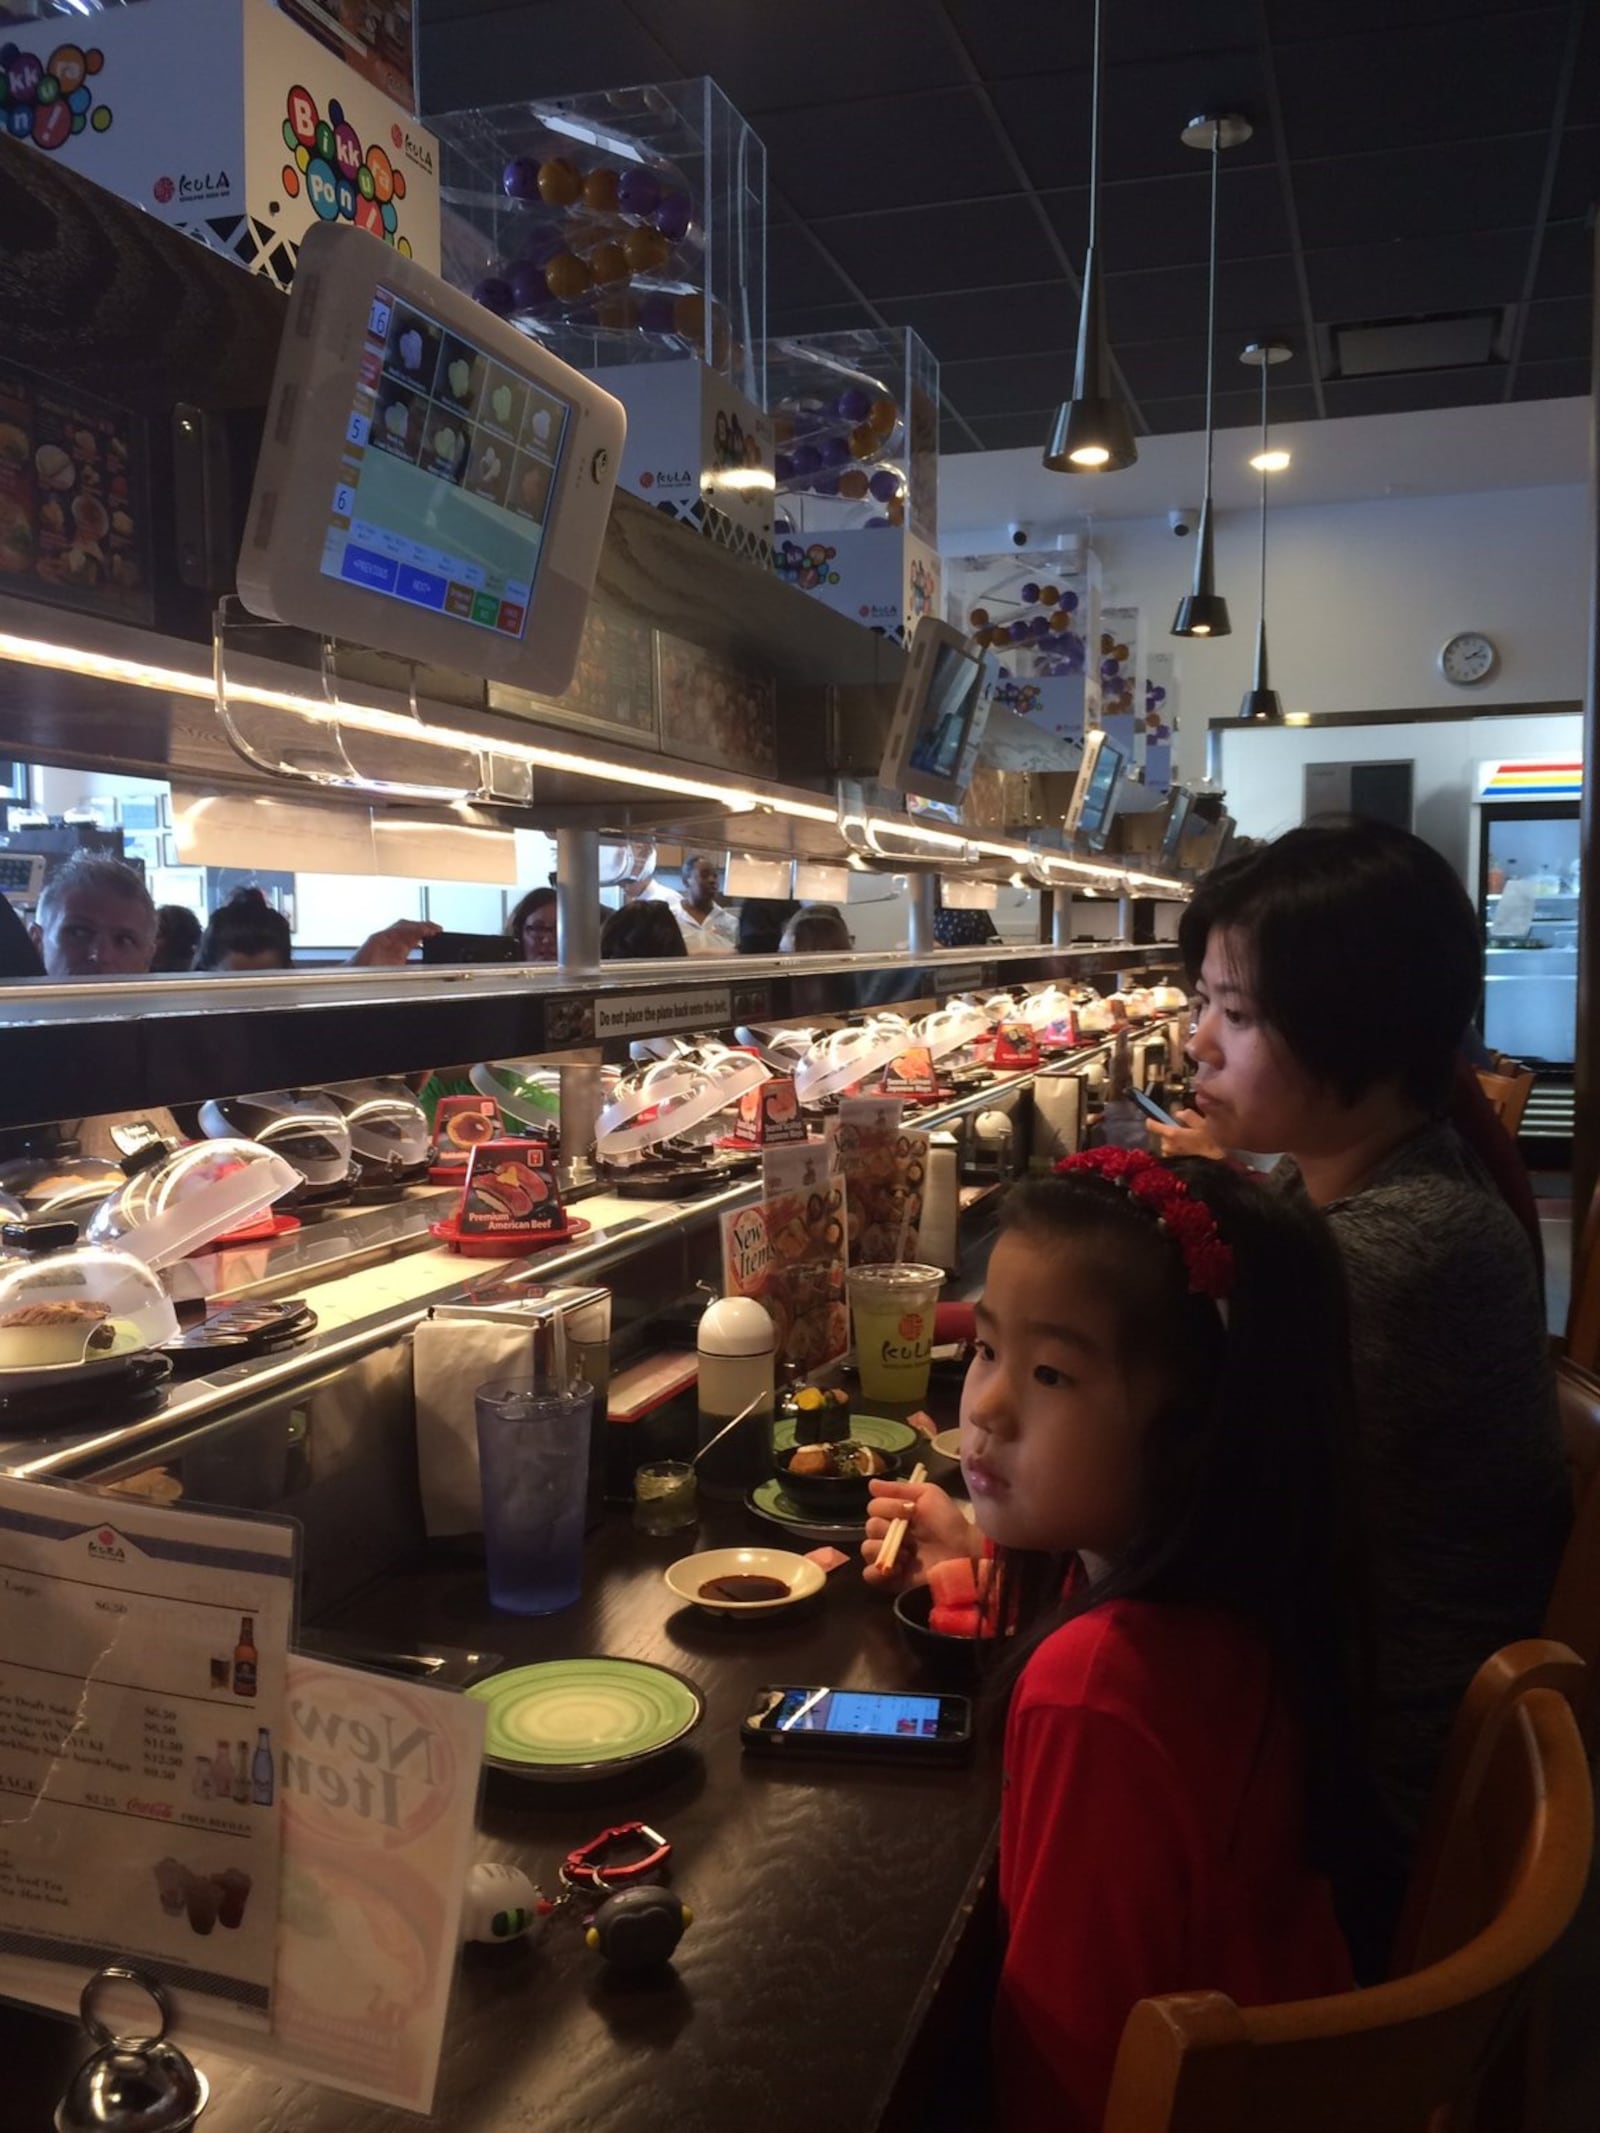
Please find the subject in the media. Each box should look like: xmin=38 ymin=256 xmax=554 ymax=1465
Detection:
xmin=1008 ymin=620 xmax=1030 ymax=642
xmin=473 ymin=276 xmax=515 ymax=316
xmin=819 ymin=434 xmax=850 ymax=469
xmin=654 ymin=191 xmax=692 ymax=243
xmin=1061 ymin=589 xmax=1080 ymax=612
xmin=774 ymin=451 xmax=796 ymax=484
xmin=812 ymin=472 xmax=840 ymax=497
xmin=506 ymin=258 xmax=554 ymax=313
xmin=1020 ymin=581 xmax=1040 ymax=604
xmin=637 ymin=290 xmax=677 ymax=333
xmin=617 ymin=165 xmax=662 ymax=218
xmin=836 ymin=386 xmax=870 ymax=423
xmin=792 ymin=443 xmax=822 ymax=477
xmin=1029 ymin=615 xmax=1051 ymax=639
xmin=502 ymin=155 xmax=541 ymax=200
xmin=867 ymin=468 xmax=899 ymax=503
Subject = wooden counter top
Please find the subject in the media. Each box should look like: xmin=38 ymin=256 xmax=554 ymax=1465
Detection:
xmin=0 ymin=1496 xmax=1000 ymax=2133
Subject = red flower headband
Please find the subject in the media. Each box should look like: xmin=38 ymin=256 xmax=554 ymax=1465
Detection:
xmin=1052 ymin=1147 xmax=1236 ymax=1304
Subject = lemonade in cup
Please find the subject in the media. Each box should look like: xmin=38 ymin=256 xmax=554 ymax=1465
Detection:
xmin=848 ymin=1264 xmax=944 ymax=1404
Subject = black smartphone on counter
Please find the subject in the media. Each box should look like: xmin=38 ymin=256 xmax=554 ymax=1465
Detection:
xmin=420 ymin=930 xmax=517 ymax=965
xmin=741 ymin=1684 xmax=973 ymax=1764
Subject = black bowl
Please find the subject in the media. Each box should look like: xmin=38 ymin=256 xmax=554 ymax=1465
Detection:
xmin=893 ymin=1583 xmax=984 ymax=1685
xmin=775 ymin=1443 xmax=903 ymax=1515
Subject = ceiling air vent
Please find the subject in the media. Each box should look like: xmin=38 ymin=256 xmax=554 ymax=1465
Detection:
xmin=1331 ymin=310 xmax=1506 ymax=378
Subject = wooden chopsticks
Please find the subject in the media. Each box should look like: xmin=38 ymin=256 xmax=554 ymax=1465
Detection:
xmin=876 ymin=1461 xmax=927 ymax=1578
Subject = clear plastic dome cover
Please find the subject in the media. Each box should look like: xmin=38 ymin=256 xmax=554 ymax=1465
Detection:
xmin=469 ymin=1060 xmax=562 ymax=1132
xmin=0 ymin=1154 xmax=123 ymax=1225
xmin=0 ymin=1243 xmax=179 ymax=1359
xmin=1151 ymin=980 xmax=1189 ymax=1013
xmin=86 ymin=1139 xmax=301 ymax=1268
xmin=198 ymin=1093 xmax=353 ymax=1188
xmin=676 ymin=1042 xmax=770 ymax=1108
xmin=794 ymin=1023 xmax=906 ymax=1106
xmin=323 ymin=1080 xmax=431 ymax=1172
xmin=596 ymin=1060 xmax=731 ymax=1160
xmin=1018 ymin=985 xmax=1076 ymax=1034
xmin=915 ymin=1001 xmax=990 ymax=1063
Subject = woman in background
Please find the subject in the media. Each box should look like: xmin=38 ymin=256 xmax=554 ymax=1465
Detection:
xmin=601 ymin=900 xmax=688 ymax=960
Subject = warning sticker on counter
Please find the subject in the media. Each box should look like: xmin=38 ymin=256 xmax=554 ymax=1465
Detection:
xmin=593 ymin=987 xmax=734 ymax=1039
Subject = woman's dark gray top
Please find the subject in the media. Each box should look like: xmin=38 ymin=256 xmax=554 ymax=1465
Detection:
xmin=1278 ymin=1123 xmax=1569 ymax=1841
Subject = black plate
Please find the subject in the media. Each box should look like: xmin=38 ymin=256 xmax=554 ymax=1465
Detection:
xmin=0 ymin=1351 xmax=172 ymax=1432
xmin=775 ymin=1442 xmax=903 ymax=1514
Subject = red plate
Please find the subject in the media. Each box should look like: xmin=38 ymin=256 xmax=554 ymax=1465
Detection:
xmin=198 ymin=1212 xmax=302 ymax=1251
xmin=429 ymin=1214 xmax=592 ymax=1258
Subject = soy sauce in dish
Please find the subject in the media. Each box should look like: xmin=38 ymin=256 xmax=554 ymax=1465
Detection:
xmin=698 ymin=1574 xmax=791 ymax=1604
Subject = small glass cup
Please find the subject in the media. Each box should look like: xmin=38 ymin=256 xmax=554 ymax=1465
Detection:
xmin=633 ymin=1460 xmax=698 ymax=1536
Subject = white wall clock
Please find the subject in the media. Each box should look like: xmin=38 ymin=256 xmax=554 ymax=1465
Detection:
xmin=1439 ymin=631 xmax=1497 ymax=685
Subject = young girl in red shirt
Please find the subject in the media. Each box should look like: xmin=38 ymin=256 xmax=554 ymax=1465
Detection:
xmin=865 ymin=1151 xmax=1376 ymax=2131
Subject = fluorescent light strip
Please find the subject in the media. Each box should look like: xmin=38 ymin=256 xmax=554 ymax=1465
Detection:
xmin=0 ymin=627 xmax=1185 ymax=890
xmin=0 ymin=628 xmax=837 ymax=825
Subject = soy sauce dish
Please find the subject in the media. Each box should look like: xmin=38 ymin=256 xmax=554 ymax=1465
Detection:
xmin=664 ymin=1547 xmax=825 ymax=1618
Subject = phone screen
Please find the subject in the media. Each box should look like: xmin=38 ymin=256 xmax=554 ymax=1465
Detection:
xmin=1132 ymin=1088 xmax=1178 ymax=1128
xmin=762 ymin=1688 xmax=951 ymax=1738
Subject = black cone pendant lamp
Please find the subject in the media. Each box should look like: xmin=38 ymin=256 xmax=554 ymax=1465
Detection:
xmin=1044 ymin=0 xmax=1136 ymax=473
xmin=1171 ymin=113 xmax=1250 ymax=638
xmin=1238 ymin=338 xmax=1291 ymax=722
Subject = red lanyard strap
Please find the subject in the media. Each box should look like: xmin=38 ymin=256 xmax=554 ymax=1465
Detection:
xmin=560 ymin=1822 xmax=671 ymax=1893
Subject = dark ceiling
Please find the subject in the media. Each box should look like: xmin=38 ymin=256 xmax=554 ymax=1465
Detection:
xmin=421 ymin=0 xmax=1597 ymax=454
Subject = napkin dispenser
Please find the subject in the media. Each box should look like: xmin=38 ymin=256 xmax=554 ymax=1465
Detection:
xmin=415 ymin=1285 xmax=611 ymax=1538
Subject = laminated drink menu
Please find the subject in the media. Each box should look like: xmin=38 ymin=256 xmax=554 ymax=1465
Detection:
xmin=0 ymin=1477 xmax=293 ymax=2031
xmin=721 ymin=1140 xmax=848 ymax=1372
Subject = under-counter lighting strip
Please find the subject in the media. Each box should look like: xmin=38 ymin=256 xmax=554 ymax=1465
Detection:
xmin=0 ymin=627 xmax=1187 ymax=894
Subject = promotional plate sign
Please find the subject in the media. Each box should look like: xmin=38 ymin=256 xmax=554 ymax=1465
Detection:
xmin=432 ymin=1096 xmax=500 ymax=1169
xmin=880 ymin=1045 xmax=939 ymax=1100
xmin=458 ymin=1139 xmax=565 ymax=1238
xmin=733 ymin=1074 xmax=807 ymax=1146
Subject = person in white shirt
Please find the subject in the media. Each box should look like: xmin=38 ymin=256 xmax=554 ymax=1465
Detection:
xmin=657 ymin=853 xmax=739 ymax=957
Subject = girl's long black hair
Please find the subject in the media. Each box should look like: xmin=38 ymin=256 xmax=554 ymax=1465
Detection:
xmin=987 ymin=1159 xmax=1379 ymax=1916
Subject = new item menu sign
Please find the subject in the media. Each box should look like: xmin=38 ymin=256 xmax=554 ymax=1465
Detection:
xmin=0 ymin=1479 xmax=293 ymax=2029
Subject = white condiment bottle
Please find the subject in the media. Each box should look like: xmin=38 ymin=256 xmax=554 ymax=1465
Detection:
xmin=696 ymin=1297 xmax=776 ymax=1500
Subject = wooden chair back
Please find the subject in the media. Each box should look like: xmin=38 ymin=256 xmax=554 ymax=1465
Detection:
xmin=1475 ymin=1063 xmax=1535 ymax=1137
xmin=1100 ymin=1687 xmax=1592 ymax=2133
xmin=1540 ymin=1367 xmax=1600 ymax=1746
xmin=1391 ymin=1639 xmax=1585 ymax=1975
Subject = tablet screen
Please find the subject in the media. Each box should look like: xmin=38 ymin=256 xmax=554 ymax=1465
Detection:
xmin=321 ymin=287 xmax=573 ymax=645
xmin=907 ymin=642 xmax=990 ymax=784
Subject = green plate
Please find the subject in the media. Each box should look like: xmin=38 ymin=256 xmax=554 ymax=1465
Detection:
xmin=466 ymin=1658 xmax=704 ymax=1780
xmin=746 ymin=1477 xmax=867 ymax=1544
xmin=773 ymin=1411 xmax=921 ymax=1456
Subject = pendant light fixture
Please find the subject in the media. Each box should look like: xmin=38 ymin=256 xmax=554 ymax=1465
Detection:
xmin=1171 ymin=112 xmax=1251 ymax=638
xmin=1044 ymin=0 xmax=1137 ymax=473
xmin=1237 ymin=338 xmax=1291 ymax=722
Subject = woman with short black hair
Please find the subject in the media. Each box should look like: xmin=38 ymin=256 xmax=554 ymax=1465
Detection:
xmin=1156 ymin=819 xmax=1568 ymax=1961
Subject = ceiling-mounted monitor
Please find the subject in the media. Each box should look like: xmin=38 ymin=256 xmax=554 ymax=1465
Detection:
xmin=1065 ymin=729 xmax=1127 ymax=848
xmin=878 ymin=617 xmax=999 ymax=808
xmin=238 ymin=225 xmax=625 ymax=698
xmin=1159 ymin=786 xmax=1196 ymax=865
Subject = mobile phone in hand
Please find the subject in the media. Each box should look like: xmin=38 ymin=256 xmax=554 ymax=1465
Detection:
xmin=1131 ymin=1087 xmax=1181 ymax=1130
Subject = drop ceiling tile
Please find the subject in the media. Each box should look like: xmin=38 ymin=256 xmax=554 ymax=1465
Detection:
xmin=758 ymin=89 xmax=1013 ymax=218
xmin=1042 ymin=163 xmax=1293 ymax=274
xmin=625 ymin=0 xmax=969 ymax=111
xmin=420 ymin=2 xmax=677 ymax=113
xmin=1321 ymin=370 xmax=1506 ymax=418
xmin=1272 ymin=12 xmax=1571 ymax=157
xmin=1549 ymin=126 xmax=1600 ymax=222
xmin=874 ymin=282 xmax=1080 ymax=365
xmin=943 ymin=0 xmax=1259 ymax=76
xmin=1306 ymin=229 xmax=1531 ymax=321
xmin=1517 ymin=295 xmax=1593 ymax=364
xmin=1509 ymin=357 xmax=1592 ymax=400
xmin=767 ymin=300 xmax=885 ymax=340
xmin=992 ymin=50 xmax=1273 ymax=192
xmin=1535 ymin=219 xmax=1598 ymax=301
xmin=938 ymin=350 xmax=1083 ymax=420
xmin=1105 ymin=253 xmax=1303 ymax=342
xmin=767 ymin=219 xmax=864 ymax=312
xmin=1266 ymin=0 xmax=1556 ymax=34
xmin=960 ymin=411 xmax=1061 ymax=453
xmin=1118 ymin=335 xmax=1312 ymax=400
xmin=817 ymin=200 xmax=1056 ymax=301
xmin=1291 ymin=137 xmax=1549 ymax=250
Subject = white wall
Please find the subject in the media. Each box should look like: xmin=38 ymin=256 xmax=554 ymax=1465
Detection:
xmin=1217 ymin=710 xmax=1583 ymax=880
xmin=1081 ymin=484 xmax=1588 ymax=787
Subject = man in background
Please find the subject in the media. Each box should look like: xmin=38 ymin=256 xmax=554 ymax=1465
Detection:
xmin=658 ymin=852 xmax=738 ymax=957
xmin=29 ymin=853 xmax=157 ymax=977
